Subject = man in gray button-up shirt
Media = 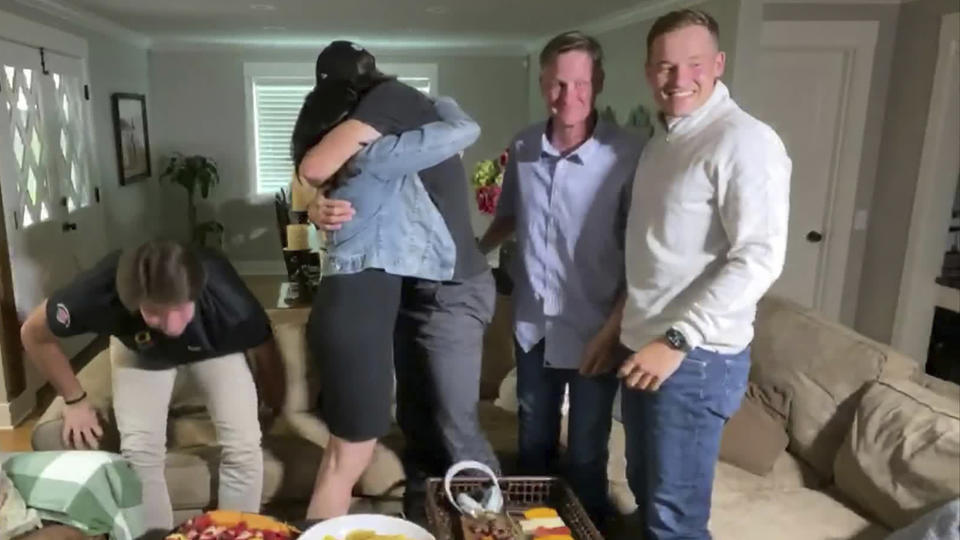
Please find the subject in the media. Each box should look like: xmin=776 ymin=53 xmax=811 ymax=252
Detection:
xmin=480 ymin=31 xmax=645 ymax=526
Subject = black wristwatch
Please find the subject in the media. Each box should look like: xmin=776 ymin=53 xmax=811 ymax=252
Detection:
xmin=665 ymin=327 xmax=691 ymax=352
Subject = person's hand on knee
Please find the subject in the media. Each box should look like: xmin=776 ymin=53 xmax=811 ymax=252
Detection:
xmin=61 ymin=396 xmax=103 ymax=450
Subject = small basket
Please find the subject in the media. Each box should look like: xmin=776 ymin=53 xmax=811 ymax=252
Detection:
xmin=425 ymin=475 xmax=603 ymax=540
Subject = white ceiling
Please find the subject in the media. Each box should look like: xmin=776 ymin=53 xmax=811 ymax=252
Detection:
xmin=42 ymin=0 xmax=663 ymax=50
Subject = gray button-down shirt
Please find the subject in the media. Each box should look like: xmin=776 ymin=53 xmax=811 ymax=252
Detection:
xmin=497 ymin=117 xmax=645 ymax=369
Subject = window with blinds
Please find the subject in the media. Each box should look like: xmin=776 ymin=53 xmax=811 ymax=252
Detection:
xmin=245 ymin=62 xmax=438 ymax=195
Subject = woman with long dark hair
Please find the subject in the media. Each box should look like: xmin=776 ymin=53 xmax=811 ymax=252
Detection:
xmin=291 ymin=41 xmax=481 ymax=518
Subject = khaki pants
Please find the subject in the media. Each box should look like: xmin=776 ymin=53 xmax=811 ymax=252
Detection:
xmin=110 ymin=338 xmax=263 ymax=531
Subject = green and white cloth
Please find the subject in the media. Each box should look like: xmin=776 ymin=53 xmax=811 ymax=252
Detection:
xmin=1 ymin=467 xmax=43 ymax=538
xmin=1 ymin=451 xmax=145 ymax=540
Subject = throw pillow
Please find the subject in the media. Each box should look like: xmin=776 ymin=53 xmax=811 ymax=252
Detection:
xmin=718 ymin=381 xmax=791 ymax=476
xmin=834 ymin=378 xmax=960 ymax=529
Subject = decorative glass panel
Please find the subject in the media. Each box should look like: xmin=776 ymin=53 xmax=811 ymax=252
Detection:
xmin=0 ymin=63 xmax=55 ymax=228
xmin=12 ymin=127 xmax=24 ymax=169
xmin=51 ymin=73 xmax=93 ymax=211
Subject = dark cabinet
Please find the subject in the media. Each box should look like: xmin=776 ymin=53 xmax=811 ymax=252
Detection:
xmin=927 ymin=307 xmax=960 ymax=385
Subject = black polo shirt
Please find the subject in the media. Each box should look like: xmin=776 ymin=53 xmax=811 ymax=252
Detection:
xmin=351 ymin=79 xmax=488 ymax=280
xmin=46 ymin=249 xmax=272 ymax=367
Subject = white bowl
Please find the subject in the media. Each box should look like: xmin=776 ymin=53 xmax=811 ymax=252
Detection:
xmin=298 ymin=514 xmax=436 ymax=540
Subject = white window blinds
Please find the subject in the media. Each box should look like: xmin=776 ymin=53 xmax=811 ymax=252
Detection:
xmin=247 ymin=63 xmax=438 ymax=195
xmin=252 ymin=82 xmax=311 ymax=195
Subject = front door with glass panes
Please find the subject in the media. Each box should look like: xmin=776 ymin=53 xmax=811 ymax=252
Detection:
xmin=0 ymin=37 xmax=108 ymax=358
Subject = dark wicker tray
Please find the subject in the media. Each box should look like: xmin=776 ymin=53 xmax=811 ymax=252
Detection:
xmin=425 ymin=476 xmax=603 ymax=540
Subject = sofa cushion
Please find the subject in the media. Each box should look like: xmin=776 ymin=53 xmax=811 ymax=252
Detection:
xmin=271 ymin=316 xmax=320 ymax=424
xmin=164 ymin=435 xmax=322 ymax=511
xmin=608 ymin=418 xmax=820 ymax=516
xmin=713 ymin=451 xmax=825 ymax=496
xmin=608 ymin=440 xmax=838 ymax=535
xmin=834 ymin=378 xmax=960 ymax=529
xmin=479 ymin=401 xmax=519 ymax=472
xmin=33 ymin=350 xmax=121 ymax=453
xmin=750 ymin=296 xmax=918 ymax=479
xmin=710 ymin=486 xmax=887 ymax=540
xmin=912 ymin=371 xmax=960 ymax=402
xmin=270 ymin=316 xmax=405 ymax=497
xmin=718 ymin=382 xmax=791 ymax=476
xmin=480 ymin=295 xmax=516 ymax=401
xmin=494 ymin=368 xmax=518 ymax=413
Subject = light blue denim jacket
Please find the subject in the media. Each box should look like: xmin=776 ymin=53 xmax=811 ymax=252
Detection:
xmin=323 ymin=97 xmax=479 ymax=281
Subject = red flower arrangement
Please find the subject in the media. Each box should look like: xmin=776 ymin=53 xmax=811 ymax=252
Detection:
xmin=470 ymin=148 xmax=510 ymax=215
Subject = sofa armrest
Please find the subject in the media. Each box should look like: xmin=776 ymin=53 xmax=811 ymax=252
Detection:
xmin=31 ymin=349 xmax=120 ymax=452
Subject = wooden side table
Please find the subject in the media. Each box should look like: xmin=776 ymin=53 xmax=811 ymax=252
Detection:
xmin=266 ymin=282 xmax=310 ymax=327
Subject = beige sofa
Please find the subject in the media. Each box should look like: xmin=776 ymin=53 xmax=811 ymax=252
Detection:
xmin=32 ymin=296 xmax=959 ymax=538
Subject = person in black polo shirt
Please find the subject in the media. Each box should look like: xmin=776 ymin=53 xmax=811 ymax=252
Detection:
xmin=19 ymin=240 xmax=285 ymax=533
xmin=299 ymin=41 xmax=499 ymax=521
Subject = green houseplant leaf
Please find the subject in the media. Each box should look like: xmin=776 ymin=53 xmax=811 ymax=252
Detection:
xmin=159 ymin=153 xmax=223 ymax=245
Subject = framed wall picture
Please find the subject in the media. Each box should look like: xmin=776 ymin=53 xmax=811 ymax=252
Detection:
xmin=111 ymin=93 xmax=151 ymax=185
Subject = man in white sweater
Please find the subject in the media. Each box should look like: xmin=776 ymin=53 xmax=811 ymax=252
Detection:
xmin=616 ymin=9 xmax=791 ymax=539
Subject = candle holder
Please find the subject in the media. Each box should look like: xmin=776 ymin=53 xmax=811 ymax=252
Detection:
xmin=276 ymin=175 xmax=323 ymax=305
xmin=282 ymin=248 xmax=321 ymax=305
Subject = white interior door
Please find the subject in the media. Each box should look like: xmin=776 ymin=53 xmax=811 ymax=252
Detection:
xmin=755 ymin=50 xmax=843 ymax=310
xmin=751 ymin=21 xmax=878 ymax=323
xmin=43 ymin=51 xmax=109 ymax=271
xmin=0 ymin=38 xmax=105 ymax=359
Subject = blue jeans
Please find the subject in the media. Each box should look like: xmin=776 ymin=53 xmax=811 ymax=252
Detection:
xmin=515 ymin=339 xmax=619 ymax=524
xmin=621 ymin=346 xmax=751 ymax=540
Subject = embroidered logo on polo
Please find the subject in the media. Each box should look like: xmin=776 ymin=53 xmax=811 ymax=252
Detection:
xmin=55 ymin=303 xmax=70 ymax=328
xmin=134 ymin=330 xmax=154 ymax=350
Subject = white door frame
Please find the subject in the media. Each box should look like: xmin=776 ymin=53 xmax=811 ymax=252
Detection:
xmin=0 ymin=8 xmax=87 ymax=57
xmin=0 ymin=9 xmax=93 ymax=427
xmin=892 ymin=12 xmax=960 ymax=363
xmin=761 ymin=21 xmax=878 ymax=322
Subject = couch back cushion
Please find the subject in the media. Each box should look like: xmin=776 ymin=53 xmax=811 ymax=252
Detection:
xmin=480 ymin=295 xmax=516 ymax=400
xmin=271 ymin=318 xmax=321 ymax=417
xmin=270 ymin=315 xmax=403 ymax=496
xmin=751 ymin=296 xmax=918 ymax=479
xmin=833 ymin=378 xmax=960 ymax=529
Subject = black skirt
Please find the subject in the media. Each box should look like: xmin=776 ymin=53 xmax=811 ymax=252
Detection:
xmin=306 ymin=269 xmax=402 ymax=441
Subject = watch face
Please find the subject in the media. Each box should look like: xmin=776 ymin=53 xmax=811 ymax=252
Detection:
xmin=666 ymin=328 xmax=686 ymax=350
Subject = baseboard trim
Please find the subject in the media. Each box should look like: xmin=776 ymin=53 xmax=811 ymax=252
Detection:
xmin=0 ymin=387 xmax=37 ymax=429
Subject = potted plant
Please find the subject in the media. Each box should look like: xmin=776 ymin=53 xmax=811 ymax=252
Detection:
xmin=159 ymin=153 xmax=224 ymax=247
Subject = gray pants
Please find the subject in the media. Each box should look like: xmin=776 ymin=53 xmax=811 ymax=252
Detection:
xmin=110 ymin=339 xmax=263 ymax=531
xmin=394 ymin=270 xmax=500 ymax=506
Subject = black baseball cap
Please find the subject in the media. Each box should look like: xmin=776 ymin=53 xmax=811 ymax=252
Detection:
xmin=315 ymin=40 xmax=374 ymax=84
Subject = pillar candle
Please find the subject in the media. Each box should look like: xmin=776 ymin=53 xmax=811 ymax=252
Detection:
xmin=286 ymin=224 xmax=310 ymax=250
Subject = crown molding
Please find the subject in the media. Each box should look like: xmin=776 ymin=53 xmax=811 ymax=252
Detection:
xmin=578 ymin=0 xmax=710 ymax=35
xmin=0 ymin=6 xmax=87 ymax=56
xmin=15 ymin=0 xmax=151 ymax=48
xmin=526 ymin=0 xmax=709 ymax=53
xmin=764 ymin=0 xmax=915 ymax=4
xmin=525 ymin=0 xmax=919 ymax=54
xmin=149 ymin=35 xmax=530 ymax=56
